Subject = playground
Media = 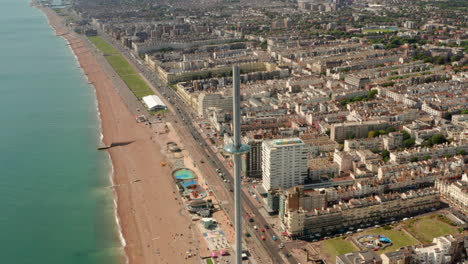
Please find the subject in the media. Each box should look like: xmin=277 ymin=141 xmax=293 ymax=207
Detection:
xmin=355 ymin=234 xmax=393 ymax=250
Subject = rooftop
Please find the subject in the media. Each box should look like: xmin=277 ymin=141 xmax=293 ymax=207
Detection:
xmin=273 ymin=138 xmax=304 ymax=146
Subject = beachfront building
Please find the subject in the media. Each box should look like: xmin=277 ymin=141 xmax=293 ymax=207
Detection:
xmin=142 ymin=95 xmax=167 ymax=111
xmin=280 ymin=188 xmax=439 ymax=237
xmin=261 ymin=138 xmax=308 ymax=191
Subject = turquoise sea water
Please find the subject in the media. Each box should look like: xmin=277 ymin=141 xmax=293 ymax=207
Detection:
xmin=0 ymin=1 xmax=121 ymax=263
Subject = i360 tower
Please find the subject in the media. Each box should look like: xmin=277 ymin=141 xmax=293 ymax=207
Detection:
xmin=224 ymin=65 xmax=250 ymax=264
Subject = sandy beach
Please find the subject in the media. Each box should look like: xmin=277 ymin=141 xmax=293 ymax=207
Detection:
xmin=38 ymin=6 xmax=201 ymax=264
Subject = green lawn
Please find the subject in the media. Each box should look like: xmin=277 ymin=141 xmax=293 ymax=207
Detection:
xmin=321 ymin=237 xmax=357 ymax=261
xmin=363 ymin=29 xmax=396 ymax=34
xmin=361 ymin=227 xmax=419 ymax=253
xmin=121 ymin=75 xmax=154 ymax=98
xmin=205 ymin=258 xmax=214 ymax=264
xmin=88 ymin=36 xmax=119 ymax=55
xmin=404 ymin=215 xmax=461 ymax=244
xmin=88 ymin=36 xmax=154 ymax=99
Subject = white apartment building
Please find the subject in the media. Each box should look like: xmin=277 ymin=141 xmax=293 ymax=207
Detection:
xmin=262 ymin=138 xmax=308 ymax=190
xmin=414 ymin=235 xmax=456 ymax=264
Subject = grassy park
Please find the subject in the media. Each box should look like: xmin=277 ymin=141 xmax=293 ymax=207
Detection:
xmin=403 ymin=214 xmax=462 ymax=244
xmin=321 ymin=237 xmax=357 ymax=261
xmin=88 ymin=36 xmax=154 ymax=98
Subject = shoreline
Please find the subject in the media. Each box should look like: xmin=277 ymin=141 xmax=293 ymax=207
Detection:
xmin=35 ymin=4 xmax=200 ymax=264
xmin=35 ymin=5 xmax=129 ymax=264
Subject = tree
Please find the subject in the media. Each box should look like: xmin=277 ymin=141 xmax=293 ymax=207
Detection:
xmin=368 ymin=130 xmax=378 ymax=138
xmin=427 ymin=134 xmax=448 ymax=146
xmin=403 ymin=138 xmax=415 ymax=148
xmin=368 ymin=89 xmax=378 ymax=98
xmin=381 ymin=150 xmax=390 ymax=162
xmin=381 ymin=81 xmax=395 ymax=87
xmin=410 ymin=157 xmax=419 ymax=162
xmin=402 ymin=130 xmax=411 ymax=141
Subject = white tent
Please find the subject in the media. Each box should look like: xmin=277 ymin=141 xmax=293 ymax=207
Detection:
xmin=142 ymin=95 xmax=166 ymax=111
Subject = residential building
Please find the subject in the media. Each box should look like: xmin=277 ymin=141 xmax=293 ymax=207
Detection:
xmin=198 ymin=93 xmax=233 ymax=117
xmin=308 ymin=157 xmax=339 ymax=181
xmin=380 ymin=250 xmax=413 ymax=264
xmin=413 ymin=235 xmax=457 ymax=264
xmin=262 ymin=138 xmax=308 ymax=190
xmin=330 ymin=121 xmax=390 ymax=143
xmin=280 ymin=188 xmax=439 ymax=237
xmin=245 ymin=139 xmax=263 ymax=179
xmin=435 ymin=174 xmax=468 ymax=216
xmin=337 ymin=250 xmax=382 ymax=264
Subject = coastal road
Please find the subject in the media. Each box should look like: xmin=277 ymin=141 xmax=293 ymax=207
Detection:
xmin=99 ymin=33 xmax=298 ymax=264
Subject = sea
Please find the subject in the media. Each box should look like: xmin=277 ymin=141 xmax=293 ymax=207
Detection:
xmin=0 ymin=0 xmax=122 ymax=263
